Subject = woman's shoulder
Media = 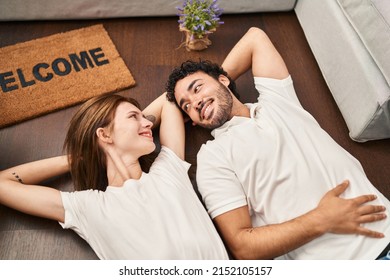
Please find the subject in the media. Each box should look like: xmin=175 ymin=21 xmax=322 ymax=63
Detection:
xmin=152 ymin=146 xmax=191 ymax=172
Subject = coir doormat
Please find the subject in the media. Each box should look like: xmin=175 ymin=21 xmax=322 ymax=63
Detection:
xmin=0 ymin=24 xmax=136 ymax=128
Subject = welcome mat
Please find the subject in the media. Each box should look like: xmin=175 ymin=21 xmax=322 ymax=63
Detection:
xmin=0 ymin=24 xmax=136 ymax=128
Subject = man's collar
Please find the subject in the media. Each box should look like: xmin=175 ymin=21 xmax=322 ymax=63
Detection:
xmin=211 ymin=103 xmax=256 ymax=138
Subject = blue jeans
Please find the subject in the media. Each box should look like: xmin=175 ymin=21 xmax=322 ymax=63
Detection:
xmin=377 ymin=250 xmax=390 ymax=260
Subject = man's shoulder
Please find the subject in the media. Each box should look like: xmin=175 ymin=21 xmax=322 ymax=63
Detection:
xmin=198 ymin=136 xmax=223 ymax=151
xmin=197 ymin=138 xmax=229 ymax=164
xmin=198 ymin=140 xmax=215 ymax=155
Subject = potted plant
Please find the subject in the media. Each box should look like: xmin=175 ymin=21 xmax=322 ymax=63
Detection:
xmin=177 ymin=0 xmax=224 ymax=51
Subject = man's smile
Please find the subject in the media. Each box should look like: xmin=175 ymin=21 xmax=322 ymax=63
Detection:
xmin=200 ymin=99 xmax=214 ymax=121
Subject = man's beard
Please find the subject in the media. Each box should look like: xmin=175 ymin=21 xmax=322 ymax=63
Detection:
xmin=201 ymin=83 xmax=233 ymax=130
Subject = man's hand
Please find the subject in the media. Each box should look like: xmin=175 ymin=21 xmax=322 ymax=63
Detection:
xmin=315 ymin=180 xmax=387 ymax=238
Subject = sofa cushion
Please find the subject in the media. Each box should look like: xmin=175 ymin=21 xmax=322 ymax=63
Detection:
xmin=295 ymin=0 xmax=390 ymax=142
xmin=0 ymin=0 xmax=296 ymax=21
xmin=338 ymin=0 xmax=390 ymax=93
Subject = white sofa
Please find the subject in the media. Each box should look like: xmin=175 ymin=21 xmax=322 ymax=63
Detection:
xmin=1 ymin=0 xmax=389 ymax=142
xmin=295 ymin=0 xmax=390 ymax=142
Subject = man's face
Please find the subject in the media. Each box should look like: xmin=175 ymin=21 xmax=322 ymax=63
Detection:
xmin=174 ymin=71 xmax=233 ymax=129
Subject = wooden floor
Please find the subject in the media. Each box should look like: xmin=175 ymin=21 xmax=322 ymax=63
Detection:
xmin=0 ymin=12 xmax=389 ymax=259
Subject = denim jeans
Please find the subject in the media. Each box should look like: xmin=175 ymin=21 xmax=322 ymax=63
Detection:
xmin=378 ymin=250 xmax=390 ymax=260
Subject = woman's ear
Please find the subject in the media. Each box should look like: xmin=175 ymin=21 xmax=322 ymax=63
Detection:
xmin=218 ymin=74 xmax=230 ymax=86
xmin=96 ymin=127 xmax=113 ymax=144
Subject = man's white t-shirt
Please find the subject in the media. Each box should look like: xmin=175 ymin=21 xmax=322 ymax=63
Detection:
xmin=60 ymin=146 xmax=228 ymax=260
xmin=197 ymin=76 xmax=390 ymax=259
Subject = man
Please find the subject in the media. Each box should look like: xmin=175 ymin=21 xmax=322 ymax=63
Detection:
xmin=166 ymin=27 xmax=390 ymax=259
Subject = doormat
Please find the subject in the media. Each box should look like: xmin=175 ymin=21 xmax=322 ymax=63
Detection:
xmin=0 ymin=24 xmax=136 ymax=128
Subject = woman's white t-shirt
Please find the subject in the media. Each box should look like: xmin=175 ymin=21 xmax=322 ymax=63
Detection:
xmin=60 ymin=146 xmax=228 ymax=260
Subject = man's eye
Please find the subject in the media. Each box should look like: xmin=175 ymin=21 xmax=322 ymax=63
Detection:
xmin=184 ymin=104 xmax=190 ymax=111
xmin=195 ymin=85 xmax=201 ymax=93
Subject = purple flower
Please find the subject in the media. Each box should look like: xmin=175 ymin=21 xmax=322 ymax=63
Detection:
xmin=177 ymin=0 xmax=224 ymax=36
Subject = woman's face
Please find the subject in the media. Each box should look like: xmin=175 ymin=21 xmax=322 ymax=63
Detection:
xmin=110 ymin=102 xmax=155 ymax=158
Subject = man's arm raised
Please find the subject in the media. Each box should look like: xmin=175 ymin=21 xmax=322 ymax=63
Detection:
xmin=222 ymin=27 xmax=289 ymax=81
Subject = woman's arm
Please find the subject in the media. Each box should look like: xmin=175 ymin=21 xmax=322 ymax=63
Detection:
xmin=222 ymin=27 xmax=289 ymax=81
xmin=142 ymin=93 xmax=185 ymax=160
xmin=0 ymin=155 xmax=68 ymax=222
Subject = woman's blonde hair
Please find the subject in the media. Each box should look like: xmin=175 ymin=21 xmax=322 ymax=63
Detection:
xmin=63 ymin=94 xmax=140 ymax=191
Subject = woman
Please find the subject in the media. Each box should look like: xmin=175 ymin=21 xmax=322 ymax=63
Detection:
xmin=0 ymin=93 xmax=228 ymax=260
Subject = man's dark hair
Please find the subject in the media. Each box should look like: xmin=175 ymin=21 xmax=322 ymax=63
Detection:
xmin=165 ymin=60 xmax=239 ymax=104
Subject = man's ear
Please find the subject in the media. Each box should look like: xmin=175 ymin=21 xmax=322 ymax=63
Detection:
xmin=218 ymin=74 xmax=230 ymax=86
xmin=96 ymin=127 xmax=113 ymax=144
